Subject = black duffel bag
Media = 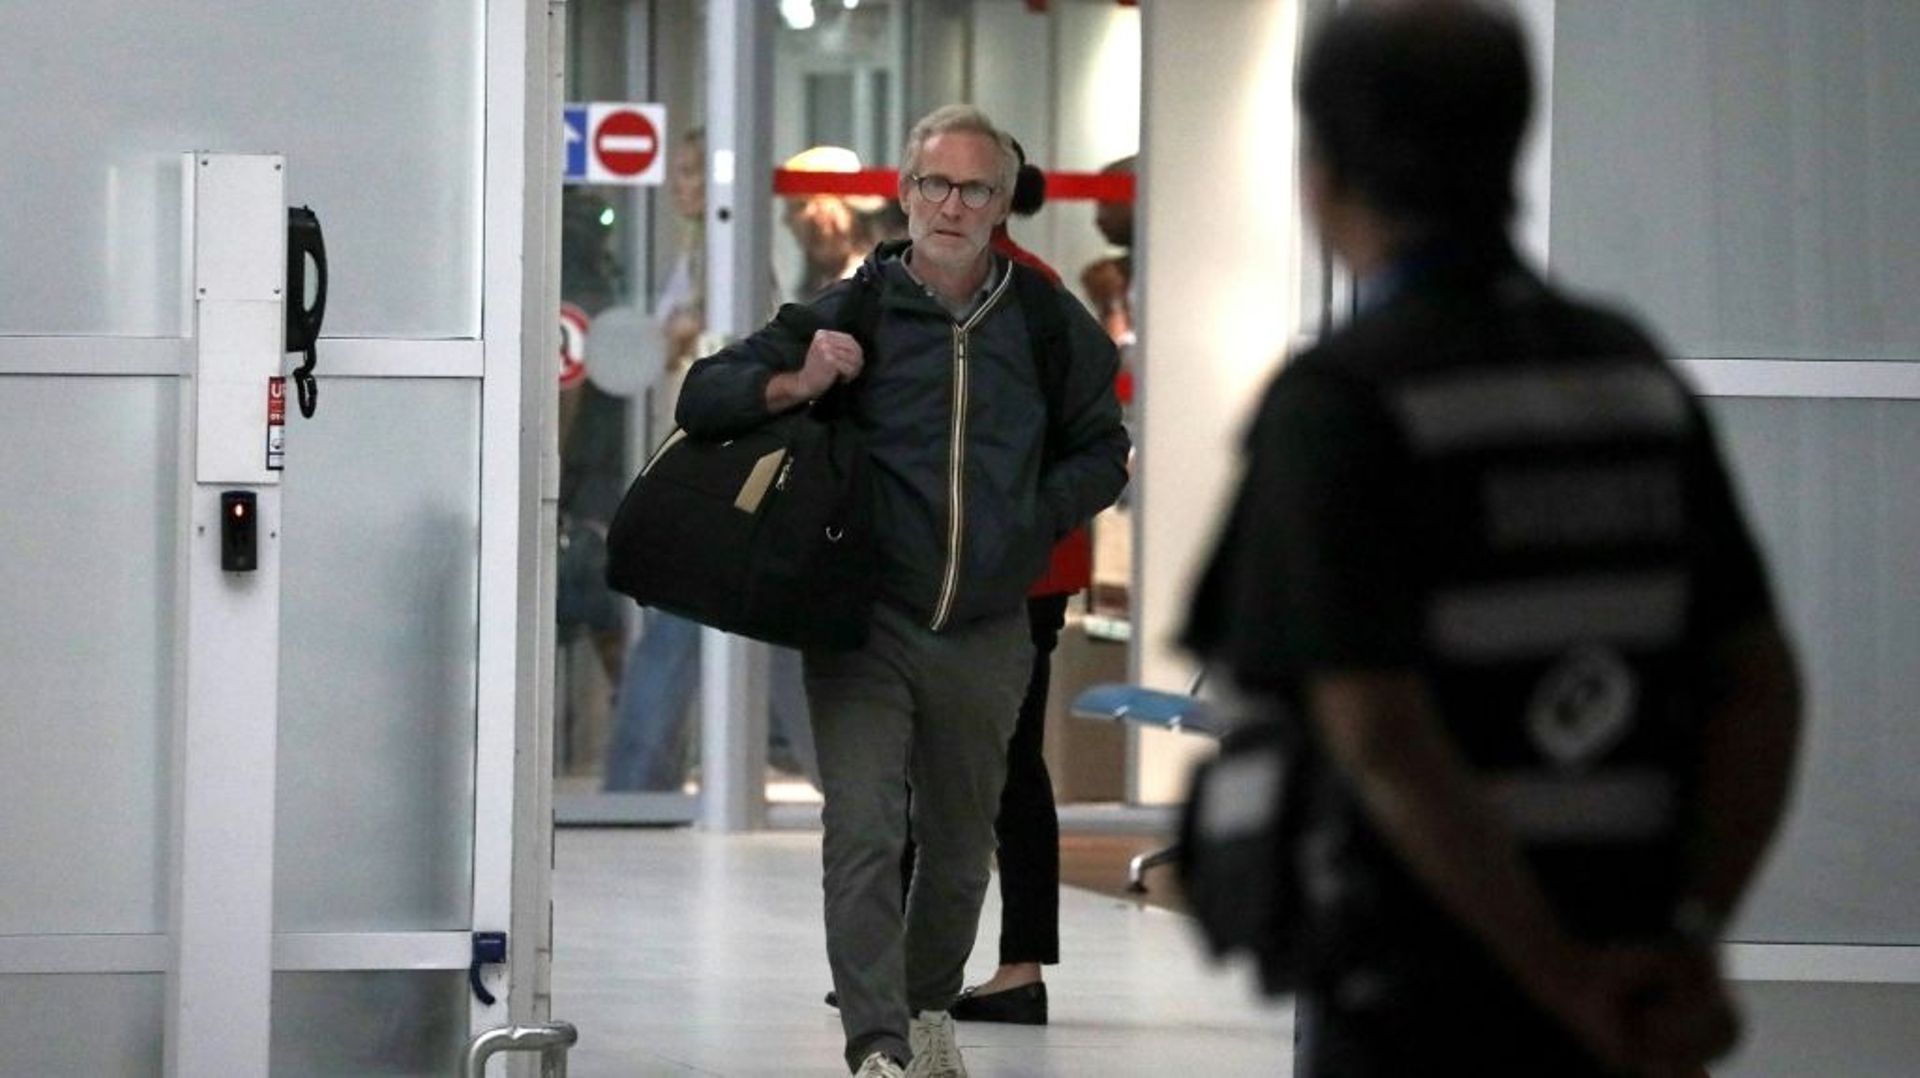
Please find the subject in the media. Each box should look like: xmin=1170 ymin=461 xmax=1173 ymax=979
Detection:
xmin=603 ymin=381 xmax=873 ymax=652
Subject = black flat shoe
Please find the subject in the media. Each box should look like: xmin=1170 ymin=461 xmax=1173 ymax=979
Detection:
xmin=825 ymin=990 xmax=838 ymax=1009
xmin=948 ymin=981 xmax=1047 ymax=1025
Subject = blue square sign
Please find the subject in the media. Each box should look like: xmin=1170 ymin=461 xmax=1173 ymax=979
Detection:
xmin=563 ymin=105 xmax=588 ymax=183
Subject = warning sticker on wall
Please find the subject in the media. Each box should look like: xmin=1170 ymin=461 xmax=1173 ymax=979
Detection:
xmin=267 ymin=377 xmax=287 ymax=471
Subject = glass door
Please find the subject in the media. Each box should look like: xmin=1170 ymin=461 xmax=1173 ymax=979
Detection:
xmin=553 ymin=0 xmax=909 ymax=825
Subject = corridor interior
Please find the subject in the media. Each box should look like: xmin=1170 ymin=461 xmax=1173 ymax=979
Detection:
xmin=550 ymin=827 xmax=1295 ymax=1076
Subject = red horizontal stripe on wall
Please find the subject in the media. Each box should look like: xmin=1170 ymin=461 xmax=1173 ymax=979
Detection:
xmin=772 ymin=168 xmax=1134 ymax=203
xmin=772 ymin=168 xmax=901 ymax=198
xmin=1042 ymin=171 xmax=1134 ymax=203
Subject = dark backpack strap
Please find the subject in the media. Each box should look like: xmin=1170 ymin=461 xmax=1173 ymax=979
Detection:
xmin=1008 ymin=261 xmax=1072 ymax=464
xmin=839 ymin=238 xmax=909 ymax=358
xmin=839 ymin=269 xmax=882 ymax=360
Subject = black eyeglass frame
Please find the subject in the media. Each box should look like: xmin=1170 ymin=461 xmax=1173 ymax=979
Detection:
xmin=906 ymin=172 xmax=998 ymax=210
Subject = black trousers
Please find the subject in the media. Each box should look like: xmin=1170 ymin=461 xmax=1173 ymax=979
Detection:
xmin=899 ymin=593 xmax=1067 ymax=966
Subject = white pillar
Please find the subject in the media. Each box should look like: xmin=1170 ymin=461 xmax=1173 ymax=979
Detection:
xmin=166 ymin=151 xmax=286 ymax=1078
xmin=700 ymin=0 xmax=776 ymax=832
xmin=1133 ymin=0 xmax=1310 ymax=803
xmin=482 ymin=0 xmax=558 ymax=1039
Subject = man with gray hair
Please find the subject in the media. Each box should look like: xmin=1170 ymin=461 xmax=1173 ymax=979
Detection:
xmin=677 ymin=104 xmax=1128 ymax=1077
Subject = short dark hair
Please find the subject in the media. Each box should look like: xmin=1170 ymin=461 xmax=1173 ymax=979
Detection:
xmin=1298 ymin=0 xmax=1532 ymax=232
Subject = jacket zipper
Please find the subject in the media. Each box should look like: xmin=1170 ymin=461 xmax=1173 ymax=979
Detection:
xmin=929 ymin=272 xmax=1014 ymax=631
xmin=930 ymin=325 xmax=969 ymax=630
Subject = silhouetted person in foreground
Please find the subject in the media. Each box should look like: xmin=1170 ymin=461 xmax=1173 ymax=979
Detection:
xmin=1185 ymin=3 xmax=1802 ymax=1075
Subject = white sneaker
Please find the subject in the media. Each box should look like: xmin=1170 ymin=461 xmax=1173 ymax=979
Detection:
xmin=905 ymin=1010 xmax=968 ymax=1078
xmin=854 ymin=1051 xmax=906 ymax=1078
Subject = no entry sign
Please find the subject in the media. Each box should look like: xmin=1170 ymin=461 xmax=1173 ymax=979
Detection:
xmin=564 ymin=102 xmax=667 ymax=186
xmin=558 ymin=302 xmax=589 ymax=389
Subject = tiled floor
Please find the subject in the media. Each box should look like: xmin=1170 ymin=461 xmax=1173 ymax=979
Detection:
xmin=551 ymin=828 xmax=1294 ymax=1076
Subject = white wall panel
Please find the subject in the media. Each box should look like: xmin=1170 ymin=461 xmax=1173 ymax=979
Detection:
xmin=0 ymin=1 xmax=484 ymax=340
xmin=1134 ymin=0 xmax=1306 ymax=803
xmin=270 ymin=971 xmax=469 ymax=1076
xmin=1720 ymin=982 xmax=1920 ymax=1078
xmin=0 ymin=974 xmax=163 ymax=1076
xmin=1552 ymin=1 xmax=1920 ymax=360
xmin=0 ymin=377 xmax=177 ymax=935
xmin=1552 ymin=0 xmax=1920 ymax=951
xmin=1550 ymin=5 xmax=1920 ymax=1064
xmin=1709 ymin=397 xmax=1920 ymax=945
xmin=275 ymin=379 xmax=480 ymax=931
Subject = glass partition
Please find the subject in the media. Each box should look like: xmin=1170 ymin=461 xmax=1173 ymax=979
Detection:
xmin=0 ymin=0 xmax=483 ymax=339
xmin=1709 ymin=397 xmax=1920 ymax=945
xmin=0 ymin=378 xmax=177 ymax=935
xmin=277 ymin=378 xmax=480 ymax=930
xmin=271 ymin=972 xmax=468 ymax=1077
xmin=556 ymin=0 xmax=922 ymax=819
xmin=553 ymin=0 xmax=708 ymax=820
xmin=0 ymin=975 xmax=163 ymax=1076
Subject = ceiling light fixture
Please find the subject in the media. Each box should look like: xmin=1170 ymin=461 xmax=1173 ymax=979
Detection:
xmin=780 ymin=0 xmax=817 ymax=31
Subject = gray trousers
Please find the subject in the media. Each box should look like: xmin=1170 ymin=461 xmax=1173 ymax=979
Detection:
xmin=805 ymin=601 xmax=1032 ymax=1071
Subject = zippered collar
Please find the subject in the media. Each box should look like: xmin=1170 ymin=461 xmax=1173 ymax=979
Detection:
xmin=901 ymin=248 xmax=1008 ymax=323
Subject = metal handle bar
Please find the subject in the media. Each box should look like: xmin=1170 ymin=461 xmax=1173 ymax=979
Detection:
xmin=462 ymin=1021 xmax=579 ymax=1078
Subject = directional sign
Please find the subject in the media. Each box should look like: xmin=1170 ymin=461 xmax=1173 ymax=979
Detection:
xmin=563 ymin=102 xmax=666 ymax=186
xmin=562 ymin=105 xmax=588 ymax=182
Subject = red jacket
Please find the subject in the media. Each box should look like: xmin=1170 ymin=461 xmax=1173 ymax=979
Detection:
xmin=993 ymin=226 xmax=1094 ymax=598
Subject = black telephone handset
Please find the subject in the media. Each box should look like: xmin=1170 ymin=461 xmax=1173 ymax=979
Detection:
xmin=285 ymin=206 xmax=328 ymax=418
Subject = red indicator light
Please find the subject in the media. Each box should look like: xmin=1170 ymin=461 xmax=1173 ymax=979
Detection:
xmin=219 ymin=491 xmax=258 ymax=572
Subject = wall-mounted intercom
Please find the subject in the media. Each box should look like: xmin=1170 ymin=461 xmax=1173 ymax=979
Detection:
xmin=284 ymin=205 xmax=328 ymax=418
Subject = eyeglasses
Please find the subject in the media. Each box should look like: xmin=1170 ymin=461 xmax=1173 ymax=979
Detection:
xmin=908 ymin=173 xmax=997 ymax=210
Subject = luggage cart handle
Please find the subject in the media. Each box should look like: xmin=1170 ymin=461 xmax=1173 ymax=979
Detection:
xmin=462 ymin=1021 xmax=579 ymax=1078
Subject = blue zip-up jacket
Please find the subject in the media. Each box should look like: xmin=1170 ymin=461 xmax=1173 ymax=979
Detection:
xmin=676 ymin=246 xmax=1130 ymax=631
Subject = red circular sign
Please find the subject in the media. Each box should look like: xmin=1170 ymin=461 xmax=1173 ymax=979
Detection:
xmin=594 ymin=109 xmax=659 ymax=178
xmin=558 ymin=303 xmax=589 ymax=389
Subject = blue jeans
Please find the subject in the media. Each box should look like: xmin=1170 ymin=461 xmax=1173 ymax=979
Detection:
xmin=602 ymin=611 xmax=820 ymax=791
xmin=603 ymin=610 xmax=701 ymax=791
